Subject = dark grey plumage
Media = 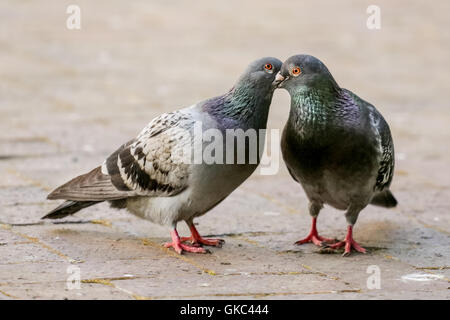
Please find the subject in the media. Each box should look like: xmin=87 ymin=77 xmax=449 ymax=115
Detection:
xmin=275 ymin=54 xmax=397 ymax=256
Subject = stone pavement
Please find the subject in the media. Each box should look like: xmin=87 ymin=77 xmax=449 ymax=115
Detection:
xmin=0 ymin=0 xmax=449 ymax=299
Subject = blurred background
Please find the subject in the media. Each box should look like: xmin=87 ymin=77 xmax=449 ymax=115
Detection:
xmin=0 ymin=0 xmax=448 ymax=299
xmin=1 ymin=0 xmax=449 ymax=224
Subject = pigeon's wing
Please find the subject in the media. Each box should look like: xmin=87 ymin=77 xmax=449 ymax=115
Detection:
xmin=46 ymin=165 xmax=132 ymax=201
xmin=343 ymin=89 xmax=395 ymax=192
xmin=373 ymin=115 xmax=395 ymax=191
xmin=47 ymin=111 xmax=194 ymax=201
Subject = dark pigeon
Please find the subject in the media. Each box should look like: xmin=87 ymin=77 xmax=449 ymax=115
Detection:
xmin=274 ymin=54 xmax=397 ymax=256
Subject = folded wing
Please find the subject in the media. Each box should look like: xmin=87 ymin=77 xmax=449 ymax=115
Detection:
xmin=47 ymin=111 xmax=194 ymax=202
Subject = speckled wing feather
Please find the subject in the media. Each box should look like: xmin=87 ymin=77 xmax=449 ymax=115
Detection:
xmin=373 ymin=116 xmax=395 ymax=191
xmin=47 ymin=111 xmax=194 ymax=201
xmin=345 ymin=89 xmax=395 ymax=192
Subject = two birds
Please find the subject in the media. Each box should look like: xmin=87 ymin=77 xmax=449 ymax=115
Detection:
xmin=45 ymin=55 xmax=397 ymax=257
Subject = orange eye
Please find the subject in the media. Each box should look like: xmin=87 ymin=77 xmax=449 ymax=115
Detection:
xmin=292 ymin=67 xmax=301 ymax=76
xmin=264 ymin=63 xmax=273 ymax=71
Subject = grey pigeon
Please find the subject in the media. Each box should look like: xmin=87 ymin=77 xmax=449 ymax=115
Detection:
xmin=44 ymin=57 xmax=282 ymax=254
xmin=274 ymin=54 xmax=397 ymax=256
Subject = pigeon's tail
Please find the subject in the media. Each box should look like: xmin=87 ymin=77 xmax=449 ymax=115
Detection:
xmin=370 ymin=190 xmax=398 ymax=208
xmin=42 ymin=200 xmax=101 ymax=219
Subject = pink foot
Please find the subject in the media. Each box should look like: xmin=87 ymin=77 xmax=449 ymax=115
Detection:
xmin=181 ymin=224 xmax=225 ymax=247
xmin=164 ymin=229 xmax=208 ymax=254
xmin=295 ymin=217 xmax=335 ymax=247
xmin=326 ymin=226 xmax=367 ymax=257
xmin=180 ymin=237 xmax=224 ymax=247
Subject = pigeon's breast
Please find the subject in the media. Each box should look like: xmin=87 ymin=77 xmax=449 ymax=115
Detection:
xmin=281 ymin=120 xmax=379 ymax=209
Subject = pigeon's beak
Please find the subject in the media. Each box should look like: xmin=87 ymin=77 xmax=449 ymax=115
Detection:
xmin=272 ymin=72 xmax=287 ymax=88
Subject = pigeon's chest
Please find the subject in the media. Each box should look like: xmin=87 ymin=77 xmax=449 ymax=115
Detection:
xmin=282 ymin=123 xmax=332 ymax=178
xmin=282 ymin=119 xmax=377 ymax=180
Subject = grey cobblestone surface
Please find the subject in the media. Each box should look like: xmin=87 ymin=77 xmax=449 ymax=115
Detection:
xmin=0 ymin=0 xmax=449 ymax=299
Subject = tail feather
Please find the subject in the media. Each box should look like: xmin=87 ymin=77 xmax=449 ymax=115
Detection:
xmin=42 ymin=200 xmax=101 ymax=219
xmin=46 ymin=166 xmax=131 ymax=201
xmin=370 ymin=190 xmax=398 ymax=208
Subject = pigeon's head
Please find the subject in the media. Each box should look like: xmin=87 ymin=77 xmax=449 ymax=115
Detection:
xmin=236 ymin=57 xmax=283 ymax=92
xmin=273 ymin=54 xmax=338 ymax=92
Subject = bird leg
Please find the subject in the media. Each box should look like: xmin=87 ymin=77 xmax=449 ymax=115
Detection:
xmin=295 ymin=217 xmax=336 ymax=246
xmin=180 ymin=222 xmax=225 ymax=247
xmin=164 ymin=229 xmax=208 ymax=254
xmin=326 ymin=225 xmax=366 ymax=257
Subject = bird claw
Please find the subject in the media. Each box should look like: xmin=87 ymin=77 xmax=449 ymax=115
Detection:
xmin=201 ymin=238 xmax=225 ymax=247
xmin=164 ymin=241 xmax=209 ymax=254
xmin=179 ymin=237 xmax=201 ymax=247
xmin=181 ymin=236 xmax=225 ymax=248
xmin=295 ymin=234 xmax=336 ymax=247
xmin=324 ymin=239 xmax=367 ymax=257
xmin=295 ymin=217 xmax=336 ymax=247
xmin=164 ymin=229 xmax=211 ymax=254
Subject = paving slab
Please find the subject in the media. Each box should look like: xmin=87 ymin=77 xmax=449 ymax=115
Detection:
xmin=0 ymin=0 xmax=449 ymax=299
